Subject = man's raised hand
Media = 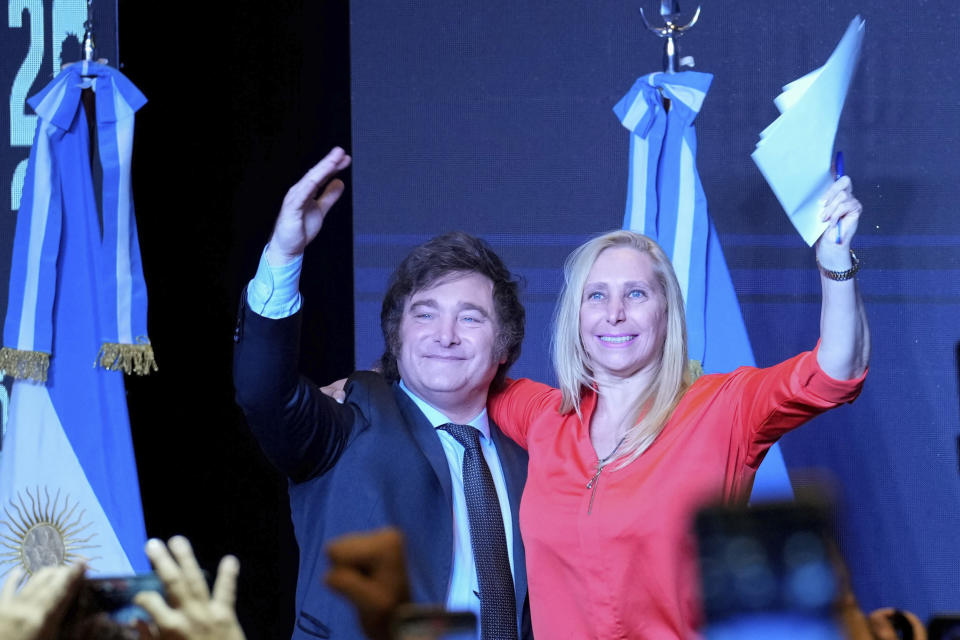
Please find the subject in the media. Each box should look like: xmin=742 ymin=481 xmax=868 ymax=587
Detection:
xmin=265 ymin=147 xmax=352 ymax=266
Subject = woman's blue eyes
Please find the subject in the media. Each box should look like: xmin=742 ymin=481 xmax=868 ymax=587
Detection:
xmin=586 ymin=289 xmax=645 ymax=301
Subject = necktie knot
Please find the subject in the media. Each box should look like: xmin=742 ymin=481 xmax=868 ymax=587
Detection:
xmin=441 ymin=423 xmax=481 ymax=450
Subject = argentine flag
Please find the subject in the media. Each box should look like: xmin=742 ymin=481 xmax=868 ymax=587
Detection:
xmin=614 ymin=70 xmax=793 ymax=501
xmin=0 ymin=62 xmax=151 ymax=577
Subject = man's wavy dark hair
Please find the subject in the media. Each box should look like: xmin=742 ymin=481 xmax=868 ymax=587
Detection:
xmin=379 ymin=232 xmax=524 ymax=392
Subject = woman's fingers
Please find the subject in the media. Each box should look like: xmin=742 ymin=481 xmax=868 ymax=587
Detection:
xmin=821 ymin=178 xmax=860 ymax=223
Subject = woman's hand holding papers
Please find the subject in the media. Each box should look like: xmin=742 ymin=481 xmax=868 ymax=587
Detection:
xmin=814 ymin=176 xmax=869 ymax=381
xmin=817 ymin=175 xmax=861 ymax=254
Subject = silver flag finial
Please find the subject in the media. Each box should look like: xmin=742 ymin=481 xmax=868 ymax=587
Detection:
xmin=660 ymin=1 xmax=682 ymax=23
xmin=640 ymin=2 xmax=701 ymax=73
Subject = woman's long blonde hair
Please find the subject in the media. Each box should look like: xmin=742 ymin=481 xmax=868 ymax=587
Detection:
xmin=551 ymin=230 xmax=694 ymax=467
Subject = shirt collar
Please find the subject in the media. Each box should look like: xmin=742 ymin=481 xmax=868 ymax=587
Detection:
xmin=398 ymin=379 xmax=491 ymax=441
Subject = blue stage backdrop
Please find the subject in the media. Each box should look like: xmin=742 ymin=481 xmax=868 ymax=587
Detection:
xmin=347 ymin=0 xmax=960 ymax=622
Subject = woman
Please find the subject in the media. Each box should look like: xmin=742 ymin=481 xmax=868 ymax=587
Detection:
xmin=487 ymin=176 xmax=869 ymax=638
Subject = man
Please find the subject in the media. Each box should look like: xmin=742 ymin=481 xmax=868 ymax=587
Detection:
xmin=233 ymin=148 xmax=530 ymax=639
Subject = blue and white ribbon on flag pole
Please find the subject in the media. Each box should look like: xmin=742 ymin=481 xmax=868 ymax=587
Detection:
xmin=1 ymin=61 xmax=156 ymax=380
xmin=0 ymin=61 xmax=151 ymax=576
xmin=614 ymin=71 xmax=793 ymax=501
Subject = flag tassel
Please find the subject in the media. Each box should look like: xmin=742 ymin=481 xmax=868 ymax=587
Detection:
xmin=0 ymin=347 xmax=51 ymax=382
xmin=94 ymin=338 xmax=158 ymax=376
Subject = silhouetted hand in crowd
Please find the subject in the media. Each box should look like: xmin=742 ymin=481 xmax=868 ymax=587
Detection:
xmin=867 ymin=607 xmax=926 ymax=640
xmin=325 ymin=528 xmax=411 ymax=640
xmin=0 ymin=562 xmax=84 ymax=640
xmin=133 ymin=537 xmax=245 ymax=640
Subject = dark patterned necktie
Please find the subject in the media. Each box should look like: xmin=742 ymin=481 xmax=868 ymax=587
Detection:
xmin=441 ymin=423 xmax=518 ymax=640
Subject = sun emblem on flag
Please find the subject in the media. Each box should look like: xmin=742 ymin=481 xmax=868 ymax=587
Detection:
xmin=0 ymin=487 xmax=99 ymax=576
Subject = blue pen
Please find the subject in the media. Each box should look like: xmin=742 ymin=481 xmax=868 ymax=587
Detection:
xmin=834 ymin=151 xmax=844 ymax=244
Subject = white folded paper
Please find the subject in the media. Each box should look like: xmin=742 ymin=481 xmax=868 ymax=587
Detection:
xmin=751 ymin=16 xmax=865 ymax=246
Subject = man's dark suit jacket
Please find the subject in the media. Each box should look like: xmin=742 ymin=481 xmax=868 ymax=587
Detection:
xmin=234 ymin=303 xmax=531 ymax=639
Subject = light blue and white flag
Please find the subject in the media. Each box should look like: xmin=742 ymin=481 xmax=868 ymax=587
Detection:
xmin=0 ymin=61 xmax=151 ymax=576
xmin=614 ymin=71 xmax=793 ymax=500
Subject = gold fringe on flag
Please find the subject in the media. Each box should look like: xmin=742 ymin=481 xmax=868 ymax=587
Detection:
xmin=0 ymin=347 xmax=51 ymax=382
xmin=95 ymin=337 xmax=158 ymax=375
